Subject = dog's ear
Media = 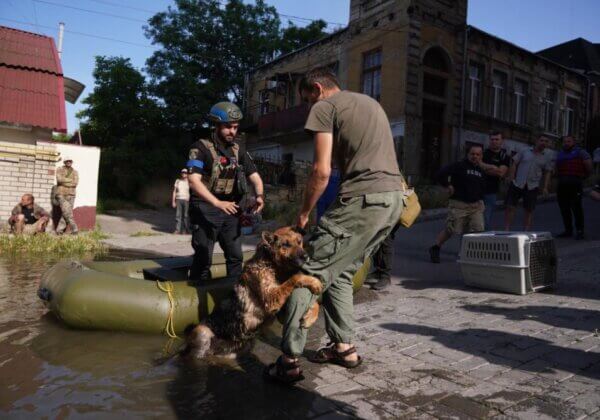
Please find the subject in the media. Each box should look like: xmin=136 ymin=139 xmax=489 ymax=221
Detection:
xmin=292 ymin=226 xmax=307 ymax=236
xmin=261 ymin=231 xmax=274 ymax=245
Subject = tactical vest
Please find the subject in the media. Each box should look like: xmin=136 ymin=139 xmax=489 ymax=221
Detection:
xmin=199 ymin=138 xmax=240 ymax=196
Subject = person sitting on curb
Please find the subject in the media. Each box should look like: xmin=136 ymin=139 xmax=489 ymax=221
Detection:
xmin=429 ymin=144 xmax=486 ymax=264
xmin=55 ymin=156 xmax=79 ymax=235
xmin=8 ymin=194 xmax=50 ymax=235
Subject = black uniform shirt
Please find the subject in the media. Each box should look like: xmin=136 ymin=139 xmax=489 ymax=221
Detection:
xmin=436 ymin=159 xmax=486 ymax=203
xmin=187 ymin=138 xmax=258 ymax=202
xmin=482 ymin=149 xmax=511 ymax=194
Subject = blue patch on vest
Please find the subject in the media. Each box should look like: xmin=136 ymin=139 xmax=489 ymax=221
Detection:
xmin=187 ymin=159 xmax=204 ymax=169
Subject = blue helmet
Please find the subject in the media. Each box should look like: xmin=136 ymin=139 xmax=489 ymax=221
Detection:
xmin=207 ymin=101 xmax=243 ymax=123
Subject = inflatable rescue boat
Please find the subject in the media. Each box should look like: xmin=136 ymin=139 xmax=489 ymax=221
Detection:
xmin=38 ymin=253 xmax=369 ymax=336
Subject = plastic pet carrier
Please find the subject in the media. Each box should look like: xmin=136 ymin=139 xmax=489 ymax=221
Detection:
xmin=458 ymin=232 xmax=557 ymax=295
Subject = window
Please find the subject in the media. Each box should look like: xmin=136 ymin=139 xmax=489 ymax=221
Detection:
xmin=491 ymin=70 xmax=507 ymax=119
xmin=563 ymin=96 xmax=578 ymax=136
xmin=540 ymin=88 xmax=557 ymax=132
xmin=514 ymin=79 xmax=528 ymax=125
xmin=423 ymin=73 xmax=446 ymax=97
xmin=467 ymin=62 xmax=483 ymax=113
xmin=362 ymin=49 xmax=382 ymax=101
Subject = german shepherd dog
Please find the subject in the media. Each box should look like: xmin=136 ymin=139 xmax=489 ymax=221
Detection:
xmin=182 ymin=226 xmax=322 ymax=359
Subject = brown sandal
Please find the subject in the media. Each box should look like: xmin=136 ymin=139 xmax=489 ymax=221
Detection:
xmin=264 ymin=356 xmax=305 ymax=384
xmin=309 ymin=343 xmax=363 ymax=368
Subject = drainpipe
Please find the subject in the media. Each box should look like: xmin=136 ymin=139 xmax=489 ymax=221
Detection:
xmin=57 ymin=22 xmax=65 ymax=59
xmin=584 ymin=75 xmax=591 ymax=149
xmin=457 ymin=25 xmax=469 ymax=160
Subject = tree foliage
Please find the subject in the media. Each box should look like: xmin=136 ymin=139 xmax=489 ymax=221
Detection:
xmin=279 ymin=20 xmax=328 ymax=55
xmin=144 ymin=0 xmax=281 ymax=131
xmin=78 ymin=1 xmax=330 ymax=200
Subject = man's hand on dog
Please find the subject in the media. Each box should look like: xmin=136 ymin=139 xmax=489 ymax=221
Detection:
xmin=296 ymin=212 xmax=310 ymax=229
xmin=253 ymin=196 xmax=265 ymax=214
xmin=215 ymin=200 xmax=239 ymax=215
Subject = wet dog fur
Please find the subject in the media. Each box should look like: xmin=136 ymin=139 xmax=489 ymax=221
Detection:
xmin=182 ymin=226 xmax=322 ymax=359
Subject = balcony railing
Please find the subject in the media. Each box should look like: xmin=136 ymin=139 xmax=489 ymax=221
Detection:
xmin=258 ymin=104 xmax=310 ymax=138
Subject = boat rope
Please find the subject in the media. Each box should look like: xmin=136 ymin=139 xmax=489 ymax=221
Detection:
xmin=156 ymin=280 xmax=178 ymax=339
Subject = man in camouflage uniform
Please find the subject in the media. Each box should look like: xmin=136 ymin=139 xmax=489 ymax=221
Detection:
xmin=55 ymin=156 xmax=79 ymax=235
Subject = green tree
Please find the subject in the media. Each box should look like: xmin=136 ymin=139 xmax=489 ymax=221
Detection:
xmin=144 ymin=0 xmax=281 ymax=131
xmin=77 ymin=56 xmax=161 ymax=149
xmin=77 ymin=56 xmax=174 ymax=198
xmin=279 ymin=19 xmax=328 ymax=55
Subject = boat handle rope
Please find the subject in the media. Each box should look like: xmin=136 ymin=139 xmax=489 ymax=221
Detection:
xmin=156 ymin=280 xmax=178 ymax=339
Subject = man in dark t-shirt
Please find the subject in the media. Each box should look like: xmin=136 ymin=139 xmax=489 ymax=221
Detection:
xmin=186 ymin=101 xmax=264 ymax=284
xmin=428 ymin=144 xmax=486 ymax=263
xmin=479 ymin=131 xmax=511 ymax=230
xmin=8 ymin=194 xmax=49 ymax=235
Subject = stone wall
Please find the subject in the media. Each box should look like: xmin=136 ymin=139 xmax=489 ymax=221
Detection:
xmin=0 ymin=140 xmax=58 ymax=223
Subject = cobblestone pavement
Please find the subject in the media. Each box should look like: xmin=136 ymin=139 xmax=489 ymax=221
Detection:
xmin=241 ymin=199 xmax=600 ymax=419
xmin=99 ymin=199 xmax=600 ymax=419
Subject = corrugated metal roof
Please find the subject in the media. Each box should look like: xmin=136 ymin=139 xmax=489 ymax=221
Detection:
xmin=0 ymin=25 xmax=66 ymax=132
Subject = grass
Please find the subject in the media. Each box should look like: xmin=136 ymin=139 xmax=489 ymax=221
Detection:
xmin=0 ymin=231 xmax=108 ymax=256
xmin=129 ymin=230 xmax=162 ymax=237
xmin=261 ymin=200 xmax=302 ymax=226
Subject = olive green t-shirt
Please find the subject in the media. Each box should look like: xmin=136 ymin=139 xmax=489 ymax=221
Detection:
xmin=304 ymin=90 xmax=402 ymax=197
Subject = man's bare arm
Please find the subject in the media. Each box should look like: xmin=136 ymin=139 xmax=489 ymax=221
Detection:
xmin=248 ymin=172 xmax=265 ymax=213
xmin=478 ymin=162 xmax=508 ymax=177
xmin=297 ymin=132 xmax=333 ymax=228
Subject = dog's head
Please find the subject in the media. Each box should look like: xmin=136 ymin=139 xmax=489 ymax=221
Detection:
xmin=258 ymin=226 xmax=307 ymax=269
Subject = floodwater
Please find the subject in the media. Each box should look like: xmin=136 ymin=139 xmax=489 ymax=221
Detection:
xmin=0 ymin=251 xmax=342 ymax=419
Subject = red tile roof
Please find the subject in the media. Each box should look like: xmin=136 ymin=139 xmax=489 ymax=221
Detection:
xmin=0 ymin=25 xmax=67 ymax=132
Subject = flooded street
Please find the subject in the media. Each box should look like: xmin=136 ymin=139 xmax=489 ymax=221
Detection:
xmin=0 ymin=252 xmax=339 ymax=419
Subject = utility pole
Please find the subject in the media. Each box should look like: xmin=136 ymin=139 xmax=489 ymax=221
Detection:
xmin=57 ymin=22 xmax=65 ymax=59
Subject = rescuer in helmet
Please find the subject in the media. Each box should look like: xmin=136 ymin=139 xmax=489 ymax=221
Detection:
xmin=186 ymin=102 xmax=265 ymax=283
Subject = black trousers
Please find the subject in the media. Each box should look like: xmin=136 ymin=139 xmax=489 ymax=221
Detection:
xmin=557 ymin=182 xmax=584 ymax=233
xmin=189 ymin=201 xmax=243 ymax=283
xmin=371 ymin=223 xmax=400 ymax=280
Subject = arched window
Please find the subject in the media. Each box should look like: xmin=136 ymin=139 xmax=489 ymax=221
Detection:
xmin=423 ymin=47 xmax=450 ymax=73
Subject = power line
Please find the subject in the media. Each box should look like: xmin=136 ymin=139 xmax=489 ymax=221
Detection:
xmin=0 ymin=17 xmax=155 ymax=48
xmin=32 ymin=0 xmax=148 ymax=23
xmin=83 ymin=0 xmax=158 ymax=14
xmin=38 ymin=0 xmax=346 ymax=31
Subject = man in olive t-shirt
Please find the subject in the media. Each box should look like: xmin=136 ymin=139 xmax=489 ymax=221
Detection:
xmin=265 ymin=67 xmax=404 ymax=384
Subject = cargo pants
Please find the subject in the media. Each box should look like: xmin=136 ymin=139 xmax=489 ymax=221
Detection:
xmin=57 ymin=195 xmax=78 ymax=233
xmin=279 ymin=190 xmax=404 ymax=357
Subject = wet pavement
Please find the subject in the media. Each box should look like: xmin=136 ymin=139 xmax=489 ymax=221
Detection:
xmin=1 ymin=198 xmax=600 ymax=419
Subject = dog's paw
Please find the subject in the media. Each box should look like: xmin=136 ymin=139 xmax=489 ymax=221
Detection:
xmin=302 ymin=276 xmax=323 ymax=295
xmin=301 ymin=302 xmax=319 ymax=328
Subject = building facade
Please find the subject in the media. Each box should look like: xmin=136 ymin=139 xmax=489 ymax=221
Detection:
xmin=243 ymin=0 xmax=590 ymax=182
xmin=0 ymin=26 xmax=99 ymax=229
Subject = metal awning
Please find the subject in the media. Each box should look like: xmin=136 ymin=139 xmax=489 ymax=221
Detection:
xmin=64 ymin=76 xmax=85 ymax=104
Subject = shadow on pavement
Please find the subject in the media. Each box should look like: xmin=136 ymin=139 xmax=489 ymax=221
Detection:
xmin=462 ymin=304 xmax=600 ymax=332
xmin=167 ymin=352 xmax=356 ymax=419
xmin=380 ymin=323 xmax=600 ymax=381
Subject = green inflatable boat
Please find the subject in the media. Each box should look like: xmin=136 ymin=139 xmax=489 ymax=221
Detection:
xmin=38 ymin=253 xmax=370 ymax=336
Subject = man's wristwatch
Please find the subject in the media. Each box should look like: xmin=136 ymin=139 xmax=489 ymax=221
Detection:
xmin=256 ymin=194 xmax=264 ymax=199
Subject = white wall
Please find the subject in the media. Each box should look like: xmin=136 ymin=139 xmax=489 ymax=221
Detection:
xmin=0 ymin=126 xmax=52 ymax=145
xmin=46 ymin=142 xmax=101 ymax=208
